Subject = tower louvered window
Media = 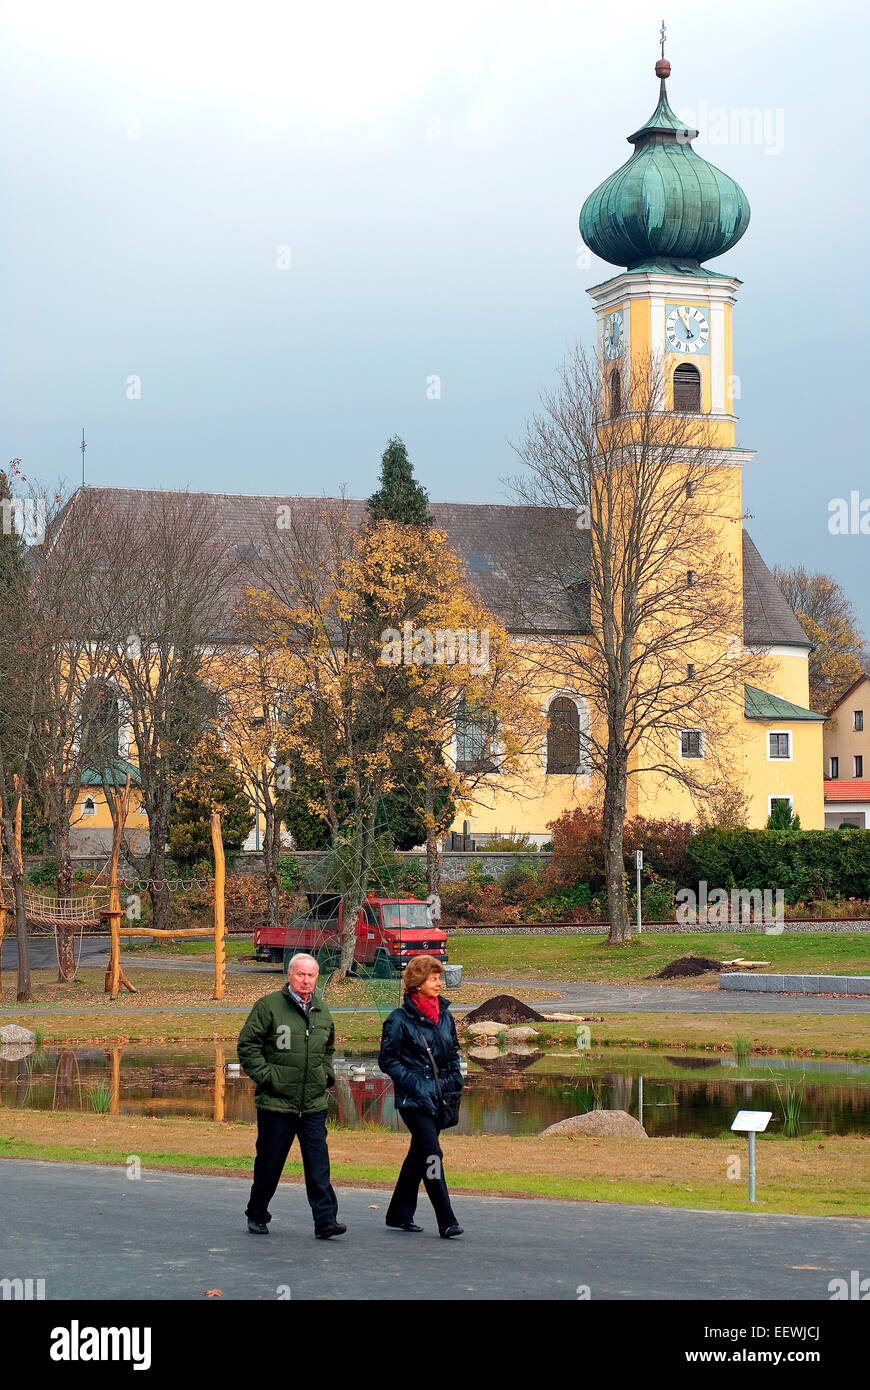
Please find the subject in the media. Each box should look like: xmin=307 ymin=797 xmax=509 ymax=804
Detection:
xmin=673 ymin=363 xmax=701 ymax=413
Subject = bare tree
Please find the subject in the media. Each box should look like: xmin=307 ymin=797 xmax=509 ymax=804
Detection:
xmin=510 ymin=346 xmax=770 ymax=942
xmin=77 ymin=492 xmax=242 ymax=932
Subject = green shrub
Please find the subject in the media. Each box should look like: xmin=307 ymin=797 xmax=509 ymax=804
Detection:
xmin=687 ymin=826 xmax=870 ymax=904
xmin=26 ymin=858 xmax=58 ymax=887
xmin=277 ymin=855 xmax=304 ymax=893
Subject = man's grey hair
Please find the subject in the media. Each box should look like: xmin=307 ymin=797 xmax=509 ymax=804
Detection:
xmin=288 ymin=952 xmax=319 ymax=976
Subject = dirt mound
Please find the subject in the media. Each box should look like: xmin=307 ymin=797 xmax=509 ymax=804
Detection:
xmin=462 ymin=994 xmax=546 ymax=1025
xmin=652 ymin=955 xmax=723 ymax=980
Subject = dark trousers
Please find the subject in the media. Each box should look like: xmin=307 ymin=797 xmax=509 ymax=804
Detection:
xmin=245 ymin=1108 xmax=338 ymax=1230
xmin=385 ymin=1107 xmax=457 ymax=1232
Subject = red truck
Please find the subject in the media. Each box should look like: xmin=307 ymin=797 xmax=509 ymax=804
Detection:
xmin=254 ymin=892 xmax=448 ymax=976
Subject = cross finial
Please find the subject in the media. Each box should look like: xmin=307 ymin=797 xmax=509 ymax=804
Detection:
xmin=660 ymin=19 xmax=666 ymax=60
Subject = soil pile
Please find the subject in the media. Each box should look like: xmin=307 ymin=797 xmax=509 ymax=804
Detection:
xmin=652 ymin=955 xmax=723 ymax=980
xmin=462 ymin=994 xmax=546 ymax=1025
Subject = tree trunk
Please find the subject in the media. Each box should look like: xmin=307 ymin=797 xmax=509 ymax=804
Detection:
xmin=339 ymin=801 xmax=378 ymax=977
xmin=424 ymin=773 xmax=443 ymax=901
xmin=15 ymin=870 xmax=30 ymax=1001
xmin=55 ymin=818 xmax=76 ymax=983
xmin=262 ymin=776 xmax=280 ymax=933
xmin=147 ymin=803 xmax=172 ymax=933
xmin=603 ymin=745 xmax=630 ymax=943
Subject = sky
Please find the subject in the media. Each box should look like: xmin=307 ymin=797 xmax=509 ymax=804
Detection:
xmin=2 ymin=0 xmax=868 ymax=633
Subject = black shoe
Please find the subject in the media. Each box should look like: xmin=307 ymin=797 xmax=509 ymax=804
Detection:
xmin=386 ymin=1220 xmax=423 ymax=1232
xmin=247 ymin=1219 xmax=269 ymax=1235
xmin=315 ymin=1222 xmax=347 ymax=1239
xmin=439 ymin=1223 xmax=464 ymax=1239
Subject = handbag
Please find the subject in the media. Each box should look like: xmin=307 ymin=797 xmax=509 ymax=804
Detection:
xmin=409 ymin=1019 xmax=462 ymax=1129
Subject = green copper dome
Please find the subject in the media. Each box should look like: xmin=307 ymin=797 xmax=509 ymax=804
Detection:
xmin=579 ymin=64 xmax=750 ymax=274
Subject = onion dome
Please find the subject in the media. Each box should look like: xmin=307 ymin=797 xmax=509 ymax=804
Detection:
xmin=579 ymin=59 xmax=750 ymax=274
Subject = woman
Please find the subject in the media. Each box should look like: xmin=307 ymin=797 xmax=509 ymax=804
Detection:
xmin=378 ymin=954 xmax=464 ymax=1238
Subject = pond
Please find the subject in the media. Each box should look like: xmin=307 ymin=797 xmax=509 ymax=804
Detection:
xmin=3 ymin=1044 xmax=869 ymax=1137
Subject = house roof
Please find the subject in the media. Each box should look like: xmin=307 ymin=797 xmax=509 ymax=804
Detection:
xmin=53 ymin=488 xmax=808 ymax=646
xmin=744 ymin=685 xmax=826 ymax=722
xmin=81 ymin=760 xmax=142 ymax=787
xmin=824 ymin=780 xmax=870 ymax=803
xmin=741 ymin=532 xmax=811 ymax=650
xmin=827 ymin=672 xmax=870 ymax=714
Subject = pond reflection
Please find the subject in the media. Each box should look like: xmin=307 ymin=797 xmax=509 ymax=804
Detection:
xmin=2 ymin=1045 xmax=869 ymax=1138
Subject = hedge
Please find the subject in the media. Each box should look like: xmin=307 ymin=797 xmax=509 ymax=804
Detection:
xmin=687 ymin=827 xmax=870 ymax=904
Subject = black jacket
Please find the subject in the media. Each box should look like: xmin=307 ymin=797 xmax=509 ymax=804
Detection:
xmin=378 ymin=994 xmax=463 ymax=1120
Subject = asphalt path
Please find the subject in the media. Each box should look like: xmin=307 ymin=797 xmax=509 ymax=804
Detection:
xmin=3 ymin=940 xmax=869 ymax=1014
xmin=0 ymin=1158 xmax=864 ymax=1301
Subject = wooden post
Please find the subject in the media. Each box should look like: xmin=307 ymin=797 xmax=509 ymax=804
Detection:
xmin=211 ymin=810 xmax=226 ymax=1000
xmin=105 ymin=776 xmax=137 ymax=999
xmin=108 ymin=1046 xmax=121 ymax=1116
xmin=213 ymin=1044 xmax=225 ymax=1123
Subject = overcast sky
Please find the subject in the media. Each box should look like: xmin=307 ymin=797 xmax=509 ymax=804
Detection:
xmin=2 ymin=0 xmax=867 ymax=632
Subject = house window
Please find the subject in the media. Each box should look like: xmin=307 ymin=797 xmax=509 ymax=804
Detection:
xmin=686 ymin=478 xmax=695 ymax=498
xmin=455 ymin=698 xmax=498 ymax=773
xmin=680 ymin=729 xmax=704 ymax=759
xmin=687 ymin=663 xmax=695 ymax=680
xmin=546 ymin=697 xmax=581 ymax=774
xmin=673 ymin=363 xmax=701 ymax=413
xmin=82 ymin=796 xmax=97 ymax=817
xmin=855 ymin=710 xmax=864 ymax=732
xmin=856 ymin=755 xmax=864 ymax=778
xmin=609 ymin=368 xmax=621 ymax=418
xmin=686 ymin=570 xmax=695 ymax=587
xmin=829 ymin=756 xmax=839 ymax=779
xmin=769 ymin=732 xmax=791 ymax=760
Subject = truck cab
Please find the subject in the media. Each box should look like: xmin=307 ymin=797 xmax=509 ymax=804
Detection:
xmin=254 ymin=892 xmax=448 ymax=975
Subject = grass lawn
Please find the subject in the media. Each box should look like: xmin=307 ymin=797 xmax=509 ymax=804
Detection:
xmin=450 ymin=930 xmax=870 ymax=983
xmin=1 ymin=1110 xmax=867 ymax=1217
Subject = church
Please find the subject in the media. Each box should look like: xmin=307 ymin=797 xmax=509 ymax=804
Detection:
xmin=65 ymin=55 xmax=825 ymax=853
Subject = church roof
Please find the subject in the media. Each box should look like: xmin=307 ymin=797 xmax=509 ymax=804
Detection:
xmin=741 ymin=532 xmax=811 ymax=650
xmin=744 ymin=685 xmax=825 ymax=722
xmin=55 ymin=488 xmax=806 ymax=649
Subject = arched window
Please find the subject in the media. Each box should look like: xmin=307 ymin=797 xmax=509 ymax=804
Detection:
xmin=455 ymin=698 xmax=498 ymax=773
xmin=609 ymin=367 xmax=621 ymax=418
xmin=80 ymin=679 xmax=122 ymax=767
xmin=546 ymin=697 xmax=580 ymax=774
xmin=673 ymin=363 xmax=701 ymax=413
xmin=82 ymin=796 xmax=97 ymax=817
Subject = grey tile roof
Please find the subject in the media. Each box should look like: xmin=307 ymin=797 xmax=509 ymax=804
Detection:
xmin=741 ymin=531 xmax=811 ymax=649
xmin=55 ymin=488 xmax=807 ymax=648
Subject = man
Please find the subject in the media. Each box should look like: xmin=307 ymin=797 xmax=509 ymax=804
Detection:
xmin=238 ymin=952 xmax=346 ymax=1239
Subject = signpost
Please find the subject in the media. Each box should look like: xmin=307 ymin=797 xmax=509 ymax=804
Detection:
xmin=635 ymin=850 xmax=643 ymax=935
xmin=730 ymin=1109 xmax=772 ymax=1202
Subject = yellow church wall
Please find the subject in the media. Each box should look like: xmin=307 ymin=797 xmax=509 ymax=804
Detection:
xmin=744 ymin=720 xmax=824 ymax=830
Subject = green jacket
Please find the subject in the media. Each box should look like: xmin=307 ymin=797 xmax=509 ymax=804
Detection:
xmin=237 ymin=985 xmax=336 ymax=1114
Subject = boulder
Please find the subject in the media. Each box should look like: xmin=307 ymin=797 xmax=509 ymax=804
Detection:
xmin=468 ymin=1021 xmax=507 ymax=1039
xmin=505 ymin=1044 xmax=539 ymax=1056
xmin=0 ymin=1024 xmax=36 ymax=1045
xmin=467 ymin=1046 xmax=502 ymax=1061
xmin=540 ymin=1109 xmax=648 ymax=1138
xmin=1 ymin=1044 xmax=34 ymax=1062
xmin=505 ymin=1025 xmax=539 ymax=1041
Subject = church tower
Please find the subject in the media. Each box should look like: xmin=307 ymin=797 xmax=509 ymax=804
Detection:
xmin=579 ymin=54 xmax=751 ymax=458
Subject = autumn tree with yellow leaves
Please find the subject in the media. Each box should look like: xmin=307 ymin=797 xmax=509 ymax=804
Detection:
xmin=246 ymin=500 xmax=535 ymax=975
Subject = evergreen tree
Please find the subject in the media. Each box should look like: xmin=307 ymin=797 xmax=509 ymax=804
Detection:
xmin=367 ymin=436 xmax=433 ymax=527
xmin=168 ymin=734 xmax=254 ymax=866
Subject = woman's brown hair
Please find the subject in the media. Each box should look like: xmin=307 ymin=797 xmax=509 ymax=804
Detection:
xmin=402 ymin=955 xmax=445 ymax=992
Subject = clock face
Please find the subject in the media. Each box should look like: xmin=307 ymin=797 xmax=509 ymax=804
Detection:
xmin=666 ymin=304 xmax=709 ymax=354
xmin=603 ymin=309 xmax=624 ymax=361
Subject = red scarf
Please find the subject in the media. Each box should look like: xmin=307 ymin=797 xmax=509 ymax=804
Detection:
xmin=410 ymin=990 xmax=440 ymax=1024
